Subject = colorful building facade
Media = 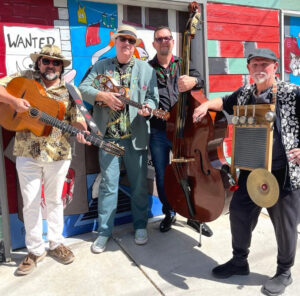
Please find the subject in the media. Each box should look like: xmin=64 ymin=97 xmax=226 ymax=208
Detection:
xmin=1 ymin=0 xmax=300 ymax=258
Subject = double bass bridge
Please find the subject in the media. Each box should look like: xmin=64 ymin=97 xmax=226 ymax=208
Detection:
xmin=172 ymin=157 xmax=195 ymax=163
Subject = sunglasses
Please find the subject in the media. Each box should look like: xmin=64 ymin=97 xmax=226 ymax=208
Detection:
xmin=155 ymin=36 xmax=173 ymax=43
xmin=118 ymin=36 xmax=136 ymax=45
xmin=41 ymin=58 xmax=62 ymax=66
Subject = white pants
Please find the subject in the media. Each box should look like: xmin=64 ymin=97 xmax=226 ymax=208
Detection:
xmin=16 ymin=157 xmax=71 ymax=256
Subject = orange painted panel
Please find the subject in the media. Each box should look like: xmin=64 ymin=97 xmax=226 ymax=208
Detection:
xmin=220 ymin=41 xmax=244 ymax=57
xmin=209 ymin=74 xmax=244 ymax=92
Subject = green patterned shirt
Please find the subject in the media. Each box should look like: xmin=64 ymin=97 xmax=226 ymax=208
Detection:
xmin=105 ymin=57 xmax=134 ymax=139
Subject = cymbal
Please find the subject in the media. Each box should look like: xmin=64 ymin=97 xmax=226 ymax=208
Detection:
xmin=246 ymin=168 xmax=279 ymax=208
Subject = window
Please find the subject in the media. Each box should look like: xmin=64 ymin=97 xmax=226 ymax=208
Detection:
xmin=123 ymin=5 xmax=142 ymax=27
xmin=145 ymin=8 xmax=168 ymax=30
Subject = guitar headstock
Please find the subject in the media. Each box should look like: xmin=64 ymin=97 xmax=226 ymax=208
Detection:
xmin=153 ymin=109 xmax=170 ymax=121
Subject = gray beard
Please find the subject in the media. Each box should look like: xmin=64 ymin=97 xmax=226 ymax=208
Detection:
xmin=42 ymin=72 xmax=58 ymax=81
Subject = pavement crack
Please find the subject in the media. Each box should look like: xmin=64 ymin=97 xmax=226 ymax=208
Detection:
xmin=112 ymin=236 xmax=165 ymax=296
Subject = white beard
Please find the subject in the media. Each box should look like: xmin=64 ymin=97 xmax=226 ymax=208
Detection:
xmin=42 ymin=72 xmax=58 ymax=81
xmin=252 ymin=72 xmax=270 ymax=84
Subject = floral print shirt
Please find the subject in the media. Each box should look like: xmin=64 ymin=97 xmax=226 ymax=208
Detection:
xmin=0 ymin=70 xmax=85 ymax=162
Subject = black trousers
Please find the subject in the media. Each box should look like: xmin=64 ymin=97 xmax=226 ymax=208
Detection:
xmin=230 ymin=169 xmax=300 ymax=272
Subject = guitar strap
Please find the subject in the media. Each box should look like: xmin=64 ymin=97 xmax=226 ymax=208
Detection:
xmin=65 ymin=83 xmax=103 ymax=137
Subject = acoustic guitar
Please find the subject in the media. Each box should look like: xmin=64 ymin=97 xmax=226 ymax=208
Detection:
xmin=93 ymin=74 xmax=170 ymax=121
xmin=0 ymin=77 xmax=124 ymax=157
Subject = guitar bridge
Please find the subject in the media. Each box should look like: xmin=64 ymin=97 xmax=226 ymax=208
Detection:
xmin=172 ymin=157 xmax=195 ymax=163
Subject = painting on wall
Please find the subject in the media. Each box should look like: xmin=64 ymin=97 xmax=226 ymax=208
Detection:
xmin=284 ymin=16 xmax=300 ymax=85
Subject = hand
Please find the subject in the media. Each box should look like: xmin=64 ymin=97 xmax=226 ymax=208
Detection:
xmin=288 ymin=148 xmax=300 ymax=165
xmin=96 ymin=91 xmax=124 ymax=111
xmin=76 ymin=130 xmax=91 ymax=145
xmin=138 ymin=103 xmax=151 ymax=117
xmin=178 ymin=75 xmax=197 ymax=93
xmin=193 ymin=103 xmax=208 ymax=123
xmin=13 ymin=98 xmax=30 ymax=112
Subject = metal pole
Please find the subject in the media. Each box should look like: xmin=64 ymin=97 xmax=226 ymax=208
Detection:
xmin=0 ymin=127 xmax=11 ymax=262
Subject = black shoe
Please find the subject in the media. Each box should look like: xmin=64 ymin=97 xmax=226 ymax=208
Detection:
xmin=160 ymin=215 xmax=176 ymax=232
xmin=212 ymin=259 xmax=250 ymax=279
xmin=262 ymin=272 xmax=292 ymax=296
xmin=186 ymin=219 xmax=213 ymax=237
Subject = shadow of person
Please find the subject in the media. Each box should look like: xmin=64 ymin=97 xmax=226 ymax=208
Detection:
xmin=112 ymin=218 xmax=269 ymax=291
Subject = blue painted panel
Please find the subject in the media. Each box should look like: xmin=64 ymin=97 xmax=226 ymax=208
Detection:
xmin=288 ymin=17 xmax=300 ymax=86
xmin=68 ymin=0 xmax=117 ymax=86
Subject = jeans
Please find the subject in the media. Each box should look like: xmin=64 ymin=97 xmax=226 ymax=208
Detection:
xmin=97 ymin=138 xmax=149 ymax=237
xmin=149 ymin=128 xmax=175 ymax=217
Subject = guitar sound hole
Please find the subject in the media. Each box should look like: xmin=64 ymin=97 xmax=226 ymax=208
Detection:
xmin=29 ymin=108 xmax=39 ymax=118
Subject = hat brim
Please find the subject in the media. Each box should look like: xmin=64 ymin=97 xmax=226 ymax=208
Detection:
xmin=30 ymin=53 xmax=71 ymax=67
xmin=111 ymin=32 xmax=141 ymax=46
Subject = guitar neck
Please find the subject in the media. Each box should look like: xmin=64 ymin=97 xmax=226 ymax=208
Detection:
xmin=118 ymin=95 xmax=144 ymax=110
xmin=31 ymin=108 xmax=105 ymax=148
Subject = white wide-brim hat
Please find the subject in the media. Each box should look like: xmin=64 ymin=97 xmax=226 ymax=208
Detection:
xmin=30 ymin=44 xmax=71 ymax=67
xmin=111 ymin=25 xmax=141 ymax=46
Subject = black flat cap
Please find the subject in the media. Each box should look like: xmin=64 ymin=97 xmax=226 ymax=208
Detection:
xmin=247 ymin=48 xmax=278 ymax=63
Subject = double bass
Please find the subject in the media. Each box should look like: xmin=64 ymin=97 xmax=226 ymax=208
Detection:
xmin=164 ymin=2 xmax=234 ymax=233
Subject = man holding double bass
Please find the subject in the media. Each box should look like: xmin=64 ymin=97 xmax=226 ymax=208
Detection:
xmin=149 ymin=25 xmax=213 ymax=236
xmin=0 ymin=44 xmax=89 ymax=275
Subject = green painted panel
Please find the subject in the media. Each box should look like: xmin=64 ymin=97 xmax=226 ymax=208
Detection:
xmin=207 ymin=40 xmax=218 ymax=57
xmin=209 ymin=91 xmax=233 ymax=99
xmin=228 ymin=58 xmax=248 ymax=74
xmin=280 ymin=0 xmax=300 ymax=10
xmin=211 ymin=0 xmax=280 ymax=9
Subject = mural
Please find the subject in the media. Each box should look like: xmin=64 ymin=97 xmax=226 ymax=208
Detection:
xmin=284 ymin=16 xmax=300 ymax=85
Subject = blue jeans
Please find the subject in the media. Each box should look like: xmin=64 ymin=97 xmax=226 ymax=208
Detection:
xmin=149 ymin=128 xmax=175 ymax=217
xmin=97 ymin=138 xmax=149 ymax=237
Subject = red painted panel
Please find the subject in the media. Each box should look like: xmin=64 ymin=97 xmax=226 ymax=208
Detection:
xmin=256 ymin=42 xmax=280 ymax=58
xmin=220 ymin=41 xmax=244 ymax=57
xmin=208 ymin=22 xmax=280 ymax=42
xmin=13 ymin=4 xmax=30 ymax=17
xmin=209 ymin=74 xmax=244 ymax=92
xmin=207 ymin=3 xmax=279 ymax=27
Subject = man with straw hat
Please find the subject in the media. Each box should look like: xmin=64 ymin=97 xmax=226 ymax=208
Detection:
xmin=79 ymin=25 xmax=159 ymax=252
xmin=0 ymin=44 xmax=89 ymax=275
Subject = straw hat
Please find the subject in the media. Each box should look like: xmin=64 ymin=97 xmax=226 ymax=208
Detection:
xmin=30 ymin=44 xmax=71 ymax=67
xmin=111 ymin=25 xmax=141 ymax=46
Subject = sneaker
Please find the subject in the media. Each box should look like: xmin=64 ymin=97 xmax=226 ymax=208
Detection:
xmin=91 ymin=236 xmax=109 ymax=253
xmin=262 ymin=272 xmax=293 ymax=296
xmin=212 ymin=258 xmax=250 ymax=279
xmin=160 ymin=215 xmax=176 ymax=232
xmin=16 ymin=251 xmax=47 ymax=275
xmin=135 ymin=229 xmax=148 ymax=245
xmin=48 ymin=244 xmax=75 ymax=264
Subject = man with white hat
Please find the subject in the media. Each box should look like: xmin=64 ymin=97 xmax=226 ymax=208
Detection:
xmin=0 ymin=44 xmax=89 ymax=275
xmin=79 ymin=25 xmax=159 ymax=252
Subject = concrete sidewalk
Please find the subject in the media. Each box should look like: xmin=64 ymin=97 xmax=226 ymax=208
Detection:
xmin=0 ymin=213 xmax=299 ymax=296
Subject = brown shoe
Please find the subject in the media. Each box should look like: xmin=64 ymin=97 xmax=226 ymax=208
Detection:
xmin=48 ymin=244 xmax=75 ymax=264
xmin=16 ymin=251 xmax=47 ymax=275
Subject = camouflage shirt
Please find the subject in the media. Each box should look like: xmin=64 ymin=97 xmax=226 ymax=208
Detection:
xmin=0 ymin=70 xmax=85 ymax=162
xmin=105 ymin=57 xmax=134 ymax=139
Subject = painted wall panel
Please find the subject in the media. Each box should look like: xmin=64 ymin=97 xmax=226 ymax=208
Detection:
xmin=228 ymin=58 xmax=248 ymax=74
xmin=207 ymin=3 xmax=279 ymax=26
xmin=208 ymin=22 xmax=280 ymax=42
xmin=220 ymin=41 xmax=244 ymax=58
xmin=210 ymin=0 xmax=280 ymax=9
xmin=209 ymin=74 xmax=244 ymax=92
xmin=207 ymin=40 xmax=219 ymax=57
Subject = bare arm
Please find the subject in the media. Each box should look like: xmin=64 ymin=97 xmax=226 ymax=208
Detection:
xmin=192 ymin=97 xmax=223 ymax=123
xmin=0 ymin=85 xmax=30 ymax=112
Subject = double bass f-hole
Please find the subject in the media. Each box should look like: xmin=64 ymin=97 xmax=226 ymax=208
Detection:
xmin=194 ymin=148 xmax=211 ymax=176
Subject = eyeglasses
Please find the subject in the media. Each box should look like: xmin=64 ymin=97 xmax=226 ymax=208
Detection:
xmin=41 ymin=58 xmax=62 ymax=66
xmin=118 ymin=36 xmax=136 ymax=45
xmin=154 ymin=36 xmax=173 ymax=43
